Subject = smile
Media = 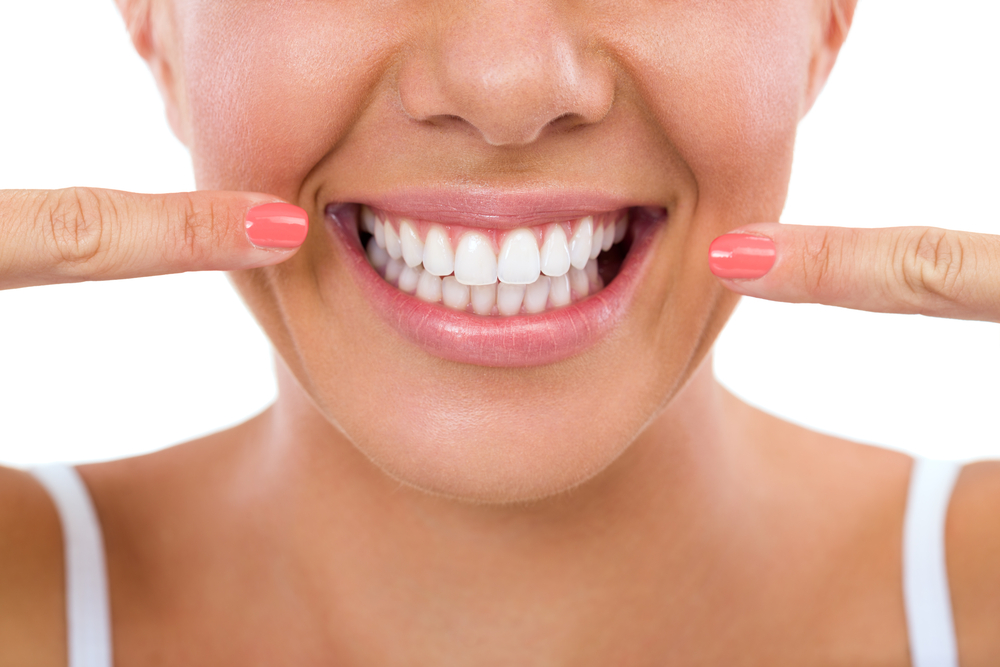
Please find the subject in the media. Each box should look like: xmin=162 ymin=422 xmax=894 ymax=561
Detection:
xmin=325 ymin=197 xmax=666 ymax=367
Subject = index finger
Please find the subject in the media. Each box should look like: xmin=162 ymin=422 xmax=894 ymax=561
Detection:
xmin=708 ymin=223 xmax=1000 ymax=323
xmin=0 ymin=188 xmax=308 ymax=290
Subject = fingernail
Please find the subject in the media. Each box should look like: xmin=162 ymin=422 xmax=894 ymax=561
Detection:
xmin=708 ymin=233 xmax=776 ymax=279
xmin=245 ymin=203 xmax=309 ymax=249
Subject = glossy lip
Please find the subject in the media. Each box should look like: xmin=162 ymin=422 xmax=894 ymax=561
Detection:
xmin=324 ymin=200 xmax=666 ymax=368
xmin=364 ymin=188 xmax=637 ymax=228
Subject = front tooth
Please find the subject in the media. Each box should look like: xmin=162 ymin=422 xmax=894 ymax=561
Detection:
xmin=374 ymin=218 xmax=386 ymax=249
xmin=568 ymin=266 xmax=589 ymax=298
xmin=471 ymin=283 xmax=497 ymax=315
xmin=384 ymin=257 xmax=405 ymax=284
xmin=416 ymin=271 xmax=442 ymax=303
xmin=398 ymin=265 xmax=420 ymax=294
xmin=454 ymin=232 xmax=498 ymax=286
xmin=589 ymin=225 xmax=604 ymax=259
xmin=523 ymin=276 xmax=550 ymax=313
xmin=422 ymin=225 xmax=455 ymax=276
xmin=613 ymin=217 xmax=627 ymax=244
xmin=384 ymin=222 xmax=402 ymax=260
xmin=442 ymin=276 xmax=471 ymax=310
xmin=539 ymin=225 xmax=571 ymax=277
xmin=497 ymin=283 xmax=526 ymax=315
xmin=601 ymin=223 xmax=614 ymax=251
xmin=569 ymin=217 xmax=593 ymax=270
xmin=497 ymin=228 xmax=540 ymax=284
xmin=361 ymin=206 xmax=377 ymax=235
xmin=548 ymin=274 xmax=571 ymax=307
xmin=366 ymin=237 xmax=390 ymax=273
xmin=400 ymin=220 xmax=424 ymax=268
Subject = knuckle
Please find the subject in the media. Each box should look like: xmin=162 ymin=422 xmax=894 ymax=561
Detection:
xmin=164 ymin=193 xmax=219 ymax=262
xmin=42 ymin=188 xmax=114 ymax=274
xmin=896 ymin=227 xmax=967 ymax=305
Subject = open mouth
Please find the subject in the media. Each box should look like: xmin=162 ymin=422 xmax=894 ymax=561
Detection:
xmin=357 ymin=206 xmax=633 ymax=316
xmin=325 ymin=200 xmax=665 ymax=366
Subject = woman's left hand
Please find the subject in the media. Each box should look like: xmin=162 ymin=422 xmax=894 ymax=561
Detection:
xmin=709 ymin=223 xmax=1000 ymax=323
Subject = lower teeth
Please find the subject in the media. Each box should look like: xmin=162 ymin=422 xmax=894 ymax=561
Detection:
xmin=366 ymin=237 xmax=606 ymax=316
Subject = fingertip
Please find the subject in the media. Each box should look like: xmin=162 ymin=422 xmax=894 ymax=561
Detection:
xmin=708 ymin=233 xmax=776 ymax=280
xmin=245 ymin=202 xmax=309 ymax=250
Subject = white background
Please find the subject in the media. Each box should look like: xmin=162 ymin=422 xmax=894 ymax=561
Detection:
xmin=0 ymin=1 xmax=997 ymax=466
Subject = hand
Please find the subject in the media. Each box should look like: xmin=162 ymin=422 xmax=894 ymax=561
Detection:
xmin=709 ymin=223 xmax=1000 ymax=323
xmin=0 ymin=188 xmax=309 ymax=291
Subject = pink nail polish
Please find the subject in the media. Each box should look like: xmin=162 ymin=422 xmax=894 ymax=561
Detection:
xmin=245 ymin=203 xmax=309 ymax=249
xmin=708 ymin=233 xmax=776 ymax=279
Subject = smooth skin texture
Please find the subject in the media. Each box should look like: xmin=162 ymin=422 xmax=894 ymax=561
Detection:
xmin=1 ymin=0 xmax=999 ymax=665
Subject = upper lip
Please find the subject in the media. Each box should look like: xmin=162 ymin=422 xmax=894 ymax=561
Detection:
xmin=352 ymin=187 xmax=643 ymax=228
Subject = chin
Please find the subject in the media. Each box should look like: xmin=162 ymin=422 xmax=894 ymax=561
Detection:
xmin=341 ymin=369 xmax=655 ymax=504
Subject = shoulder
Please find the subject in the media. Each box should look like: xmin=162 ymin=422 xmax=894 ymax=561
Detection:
xmin=0 ymin=465 xmax=66 ymax=667
xmin=948 ymin=460 xmax=1000 ymax=666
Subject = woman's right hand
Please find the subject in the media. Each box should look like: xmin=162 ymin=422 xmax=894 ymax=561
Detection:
xmin=0 ymin=188 xmax=308 ymax=290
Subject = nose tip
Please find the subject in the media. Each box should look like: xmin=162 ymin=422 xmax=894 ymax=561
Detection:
xmin=398 ymin=6 xmax=615 ymax=147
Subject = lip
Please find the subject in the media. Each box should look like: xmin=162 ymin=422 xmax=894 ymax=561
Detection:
xmin=363 ymin=188 xmax=639 ymax=229
xmin=324 ymin=200 xmax=666 ymax=368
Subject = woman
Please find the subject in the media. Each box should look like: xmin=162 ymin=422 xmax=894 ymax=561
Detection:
xmin=1 ymin=0 xmax=998 ymax=665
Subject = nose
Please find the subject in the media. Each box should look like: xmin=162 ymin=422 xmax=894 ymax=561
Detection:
xmin=397 ymin=1 xmax=615 ymax=147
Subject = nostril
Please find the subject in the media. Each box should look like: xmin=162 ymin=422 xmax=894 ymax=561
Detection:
xmin=548 ymin=112 xmax=591 ymax=133
xmin=427 ymin=114 xmax=465 ymax=128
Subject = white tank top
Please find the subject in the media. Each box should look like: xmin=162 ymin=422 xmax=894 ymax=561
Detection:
xmin=31 ymin=465 xmax=112 ymax=667
xmin=30 ymin=458 xmax=964 ymax=667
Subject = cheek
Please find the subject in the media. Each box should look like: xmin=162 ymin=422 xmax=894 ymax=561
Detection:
xmin=178 ymin=1 xmax=393 ymax=194
xmin=604 ymin=1 xmax=812 ymax=225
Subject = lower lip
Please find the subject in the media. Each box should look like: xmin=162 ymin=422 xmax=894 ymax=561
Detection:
xmin=325 ymin=205 xmax=664 ymax=367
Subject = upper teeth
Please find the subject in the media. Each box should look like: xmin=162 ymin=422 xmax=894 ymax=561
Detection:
xmin=454 ymin=232 xmax=498 ymax=285
xmin=364 ymin=207 xmax=627 ymax=286
xmin=497 ymin=229 xmax=541 ymax=284
xmin=569 ymin=217 xmax=594 ymax=270
xmin=539 ymin=225 xmax=571 ymax=277
xmin=422 ymin=225 xmax=454 ymax=276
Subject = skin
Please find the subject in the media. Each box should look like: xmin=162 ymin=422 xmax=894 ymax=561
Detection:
xmin=1 ymin=0 xmax=999 ymax=664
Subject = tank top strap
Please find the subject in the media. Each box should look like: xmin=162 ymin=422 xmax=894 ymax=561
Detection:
xmin=903 ymin=457 xmax=963 ymax=667
xmin=31 ymin=464 xmax=113 ymax=667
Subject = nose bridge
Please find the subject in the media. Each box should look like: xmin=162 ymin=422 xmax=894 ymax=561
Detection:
xmin=398 ymin=0 xmax=614 ymax=146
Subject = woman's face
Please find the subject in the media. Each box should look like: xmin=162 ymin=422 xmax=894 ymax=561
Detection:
xmin=160 ymin=0 xmax=825 ymax=501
